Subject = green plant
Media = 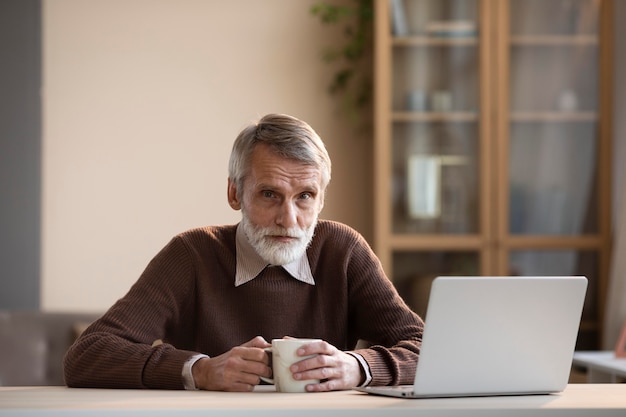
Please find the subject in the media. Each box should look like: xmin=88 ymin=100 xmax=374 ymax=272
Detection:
xmin=310 ymin=0 xmax=374 ymax=126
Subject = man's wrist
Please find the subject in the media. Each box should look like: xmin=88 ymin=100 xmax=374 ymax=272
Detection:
xmin=346 ymin=352 xmax=372 ymax=387
xmin=182 ymin=354 xmax=209 ymax=390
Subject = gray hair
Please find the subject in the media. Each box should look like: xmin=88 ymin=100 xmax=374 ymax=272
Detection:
xmin=228 ymin=114 xmax=332 ymax=194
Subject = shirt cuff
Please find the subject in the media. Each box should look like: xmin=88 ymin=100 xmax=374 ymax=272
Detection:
xmin=182 ymin=354 xmax=209 ymax=390
xmin=346 ymin=352 xmax=372 ymax=387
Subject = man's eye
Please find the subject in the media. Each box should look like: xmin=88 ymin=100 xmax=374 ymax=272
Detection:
xmin=263 ymin=191 xmax=275 ymax=198
xmin=300 ymin=193 xmax=312 ymax=200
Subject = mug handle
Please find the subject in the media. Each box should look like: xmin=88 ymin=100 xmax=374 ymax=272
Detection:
xmin=260 ymin=347 xmax=274 ymax=384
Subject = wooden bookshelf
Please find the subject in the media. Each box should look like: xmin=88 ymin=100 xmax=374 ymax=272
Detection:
xmin=374 ymin=0 xmax=613 ymax=350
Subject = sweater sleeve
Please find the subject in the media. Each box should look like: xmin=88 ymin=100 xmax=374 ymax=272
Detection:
xmin=345 ymin=230 xmax=424 ymax=386
xmin=63 ymin=236 xmax=200 ymax=389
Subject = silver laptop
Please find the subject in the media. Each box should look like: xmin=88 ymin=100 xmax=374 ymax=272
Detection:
xmin=356 ymin=276 xmax=587 ymax=398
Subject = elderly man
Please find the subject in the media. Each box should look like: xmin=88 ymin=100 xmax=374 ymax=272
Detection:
xmin=63 ymin=113 xmax=424 ymax=392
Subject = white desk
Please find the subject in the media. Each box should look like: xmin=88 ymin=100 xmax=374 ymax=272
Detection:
xmin=1 ymin=385 xmax=626 ymax=417
xmin=573 ymin=351 xmax=626 ymax=383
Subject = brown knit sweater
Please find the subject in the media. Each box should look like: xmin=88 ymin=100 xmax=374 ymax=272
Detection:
xmin=63 ymin=220 xmax=424 ymax=389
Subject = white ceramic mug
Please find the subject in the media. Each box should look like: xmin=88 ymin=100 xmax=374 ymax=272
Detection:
xmin=261 ymin=338 xmax=321 ymax=393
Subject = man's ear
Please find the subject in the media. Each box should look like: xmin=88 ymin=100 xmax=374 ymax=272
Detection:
xmin=227 ymin=178 xmax=242 ymax=210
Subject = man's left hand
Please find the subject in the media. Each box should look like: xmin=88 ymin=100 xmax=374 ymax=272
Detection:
xmin=288 ymin=340 xmax=363 ymax=391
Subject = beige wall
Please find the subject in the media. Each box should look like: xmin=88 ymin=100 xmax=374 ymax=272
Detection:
xmin=42 ymin=0 xmax=372 ymax=312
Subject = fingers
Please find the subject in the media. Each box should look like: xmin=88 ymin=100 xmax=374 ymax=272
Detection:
xmin=213 ymin=354 xmax=271 ymax=392
xmin=193 ymin=340 xmax=272 ymax=392
xmin=230 ymin=346 xmax=272 ymax=369
xmin=294 ymin=339 xmax=333 ymax=357
xmin=288 ymin=342 xmax=363 ymax=392
xmin=223 ymin=352 xmax=271 ymax=384
xmin=194 ymin=337 xmax=360 ymax=392
xmin=290 ymin=352 xmax=335 ymax=380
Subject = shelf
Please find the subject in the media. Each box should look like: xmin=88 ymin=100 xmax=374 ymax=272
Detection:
xmin=386 ymin=235 xmax=605 ymax=251
xmin=392 ymin=36 xmax=478 ymax=47
xmin=510 ymin=35 xmax=599 ymax=46
xmin=393 ymin=112 xmax=479 ymax=123
xmin=510 ymin=112 xmax=598 ymax=122
xmin=388 ymin=235 xmax=485 ymax=250
xmin=504 ymin=236 xmax=605 ymax=249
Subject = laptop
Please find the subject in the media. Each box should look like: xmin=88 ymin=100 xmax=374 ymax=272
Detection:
xmin=356 ymin=276 xmax=587 ymax=398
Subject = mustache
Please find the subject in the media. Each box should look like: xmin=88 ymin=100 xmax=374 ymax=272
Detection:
xmin=263 ymin=228 xmax=306 ymax=238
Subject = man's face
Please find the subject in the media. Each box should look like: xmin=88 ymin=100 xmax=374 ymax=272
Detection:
xmin=228 ymin=144 xmax=325 ymax=265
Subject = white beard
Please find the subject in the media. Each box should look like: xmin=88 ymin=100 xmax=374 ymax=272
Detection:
xmin=241 ymin=212 xmax=316 ymax=266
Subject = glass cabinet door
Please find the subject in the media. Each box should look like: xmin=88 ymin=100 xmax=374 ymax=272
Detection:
xmin=376 ymin=0 xmax=611 ymax=348
xmin=380 ymin=0 xmax=485 ymax=316
xmin=507 ymin=0 xmax=601 ymax=239
xmin=500 ymin=0 xmax=610 ymax=350
xmin=389 ymin=0 xmax=481 ymax=236
xmin=504 ymin=0 xmax=602 ymax=277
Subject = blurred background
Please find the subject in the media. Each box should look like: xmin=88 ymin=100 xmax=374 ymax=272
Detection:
xmin=1 ymin=0 xmax=373 ymax=312
xmin=1 ymin=0 xmax=625 ymax=351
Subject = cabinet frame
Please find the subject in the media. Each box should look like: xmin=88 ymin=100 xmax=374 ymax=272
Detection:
xmin=374 ymin=0 xmax=613 ymax=347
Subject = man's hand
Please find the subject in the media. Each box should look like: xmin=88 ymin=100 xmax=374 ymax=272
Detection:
xmin=192 ymin=336 xmax=272 ymax=391
xmin=288 ymin=340 xmax=364 ymax=392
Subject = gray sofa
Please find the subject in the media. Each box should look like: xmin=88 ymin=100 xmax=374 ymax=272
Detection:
xmin=0 ymin=311 xmax=101 ymax=386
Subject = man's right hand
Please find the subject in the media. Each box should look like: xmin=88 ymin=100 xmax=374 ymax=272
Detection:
xmin=192 ymin=336 xmax=272 ymax=391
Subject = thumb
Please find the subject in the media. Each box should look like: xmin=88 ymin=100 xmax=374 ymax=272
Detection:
xmin=243 ymin=335 xmax=271 ymax=348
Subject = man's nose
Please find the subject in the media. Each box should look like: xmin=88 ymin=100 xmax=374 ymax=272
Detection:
xmin=276 ymin=201 xmax=297 ymax=228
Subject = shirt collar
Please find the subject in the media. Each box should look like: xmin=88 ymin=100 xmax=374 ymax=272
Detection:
xmin=234 ymin=223 xmax=315 ymax=287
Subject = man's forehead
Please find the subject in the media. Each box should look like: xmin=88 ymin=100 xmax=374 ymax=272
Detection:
xmin=250 ymin=168 xmax=322 ymax=190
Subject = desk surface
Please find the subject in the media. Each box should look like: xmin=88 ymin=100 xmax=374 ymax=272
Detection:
xmin=1 ymin=384 xmax=626 ymax=417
